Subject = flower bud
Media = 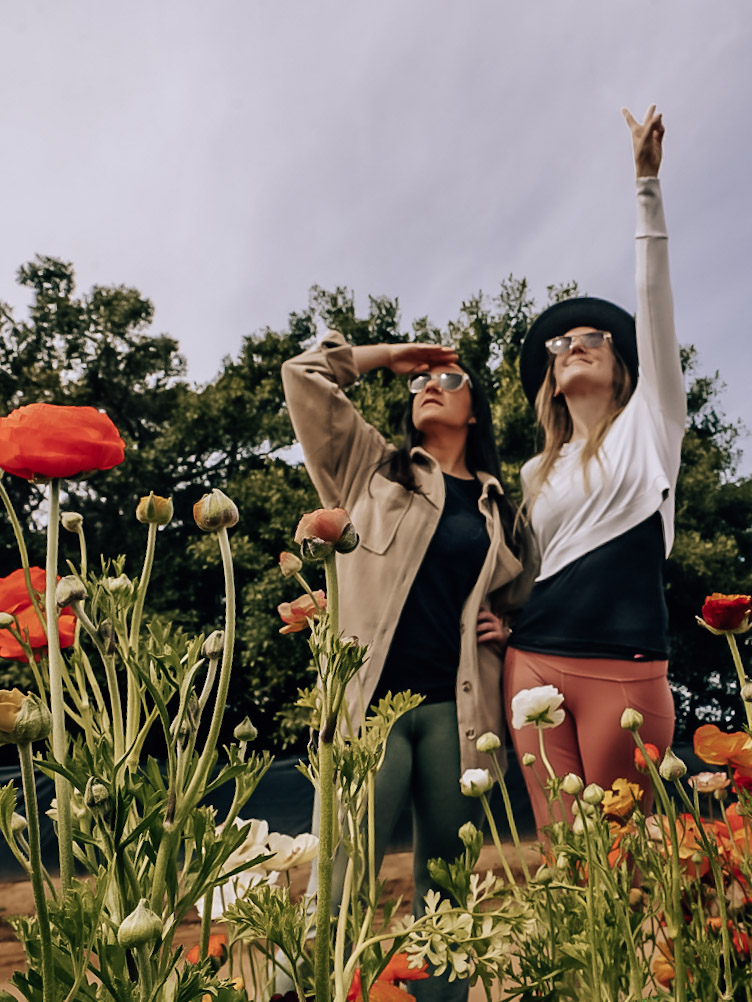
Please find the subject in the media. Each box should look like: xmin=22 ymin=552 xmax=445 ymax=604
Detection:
xmin=117 ymin=898 xmax=163 ymax=948
xmin=475 ymin=731 xmax=501 ymax=754
xmin=628 ymin=888 xmax=643 ymax=910
xmin=0 ymin=690 xmax=52 ymax=745
xmin=11 ymin=812 xmax=27 ymax=834
xmin=279 ymin=551 xmax=303 ymax=578
xmin=572 ymin=814 xmax=587 ymax=836
xmin=193 ymin=489 xmax=239 ymax=532
xmin=99 ymin=619 xmax=116 ymax=655
xmin=459 ymin=768 xmax=493 ymax=797
xmin=294 ymin=507 xmax=358 ymax=562
xmin=234 ymin=716 xmax=258 ymax=742
xmin=555 ymin=853 xmax=568 ymax=871
xmin=561 ymin=773 xmax=584 ymax=797
xmin=61 ymin=512 xmax=83 ymax=533
xmin=582 ymin=783 xmax=604 ymax=806
xmin=177 ymin=695 xmax=200 ymax=746
xmin=136 ymin=492 xmax=174 ymax=527
xmin=458 ymin=821 xmax=481 ymax=848
xmin=535 ymin=865 xmax=555 ymax=885
xmin=0 ymin=612 xmax=15 ymax=628
xmin=107 ymin=574 xmax=133 ymax=599
xmin=202 ymin=630 xmax=225 ymax=659
xmin=741 ymin=682 xmax=752 ymax=702
xmin=572 ymin=800 xmax=596 ymax=818
xmin=659 ymin=748 xmax=687 ymax=781
xmin=620 ymin=708 xmax=644 ymax=731
xmin=521 ymin=752 xmax=536 ymax=767
xmin=56 ymin=575 xmax=86 ymax=607
xmin=84 ymin=777 xmax=112 ymax=818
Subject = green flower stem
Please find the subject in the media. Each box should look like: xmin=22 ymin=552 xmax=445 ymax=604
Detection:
xmin=580 ymin=815 xmax=603 ymax=1002
xmin=334 ymin=851 xmax=354 ymax=1002
xmin=632 ymin=733 xmax=686 ymax=1002
xmin=150 ymin=527 xmax=236 ymax=913
xmin=315 ymin=733 xmax=335 ymax=1002
xmin=536 ymin=727 xmax=556 ymax=781
xmin=71 ymin=600 xmax=124 ymax=761
xmin=674 ymin=781 xmax=734 ymax=999
xmin=134 ymin=943 xmax=154 ymax=1002
xmin=726 ymin=632 xmax=752 ymax=730
xmin=367 ymin=771 xmax=376 ymax=905
xmin=479 ymin=793 xmax=516 ymax=887
xmin=199 ymin=890 xmax=212 ymax=961
xmin=72 ymin=526 xmax=87 ymax=649
xmin=126 ymin=521 xmax=157 ymax=763
xmin=488 ymin=755 xmax=531 ymax=882
xmin=294 ymin=571 xmax=324 ymax=612
xmin=18 ymin=741 xmax=54 ymax=1002
xmin=0 ymin=478 xmax=48 ymax=662
xmin=46 ymin=479 xmax=74 ymax=890
xmin=324 ymin=554 xmax=339 ymax=636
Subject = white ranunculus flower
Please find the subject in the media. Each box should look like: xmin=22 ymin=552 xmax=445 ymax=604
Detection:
xmin=197 ymin=818 xmax=277 ymax=921
xmin=261 ymin=832 xmax=319 ymax=872
xmin=459 ymin=768 xmax=493 ymax=797
xmin=510 ymin=685 xmax=565 ymax=730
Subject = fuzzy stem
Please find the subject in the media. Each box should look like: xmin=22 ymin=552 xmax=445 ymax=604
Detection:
xmin=46 ymin=479 xmax=73 ymax=889
xmin=150 ymin=527 xmax=236 ymax=912
xmin=19 ymin=741 xmax=55 ymax=1002
xmin=314 ymin=734 xmax=334 ymax=1002
xmin=199 ymin=890 xmax=212 ymax=960
xmin=479 ymin=793 xmax=516 ymax=887
xmin=726 ymin=632 xmax=752 ymax=729
xmin=126 ymin=521 xmax=157 ymax=761
xmin=537 ymin=726 xmax=556 ymax=780
xmin=488 ymin=753 xmax=531 ymax=881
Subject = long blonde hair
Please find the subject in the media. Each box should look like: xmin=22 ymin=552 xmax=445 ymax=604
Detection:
xmin=525 ymin=346 xmax=633 ymax=508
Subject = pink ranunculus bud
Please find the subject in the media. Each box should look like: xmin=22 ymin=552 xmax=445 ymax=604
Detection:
xmin=294 ymin=508 xmax=358 ymax=561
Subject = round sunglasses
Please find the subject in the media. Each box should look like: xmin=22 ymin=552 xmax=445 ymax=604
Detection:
xmin=407 ymin=371 xmax=470 ymax=394
xmin=545 ymin=330 xmax=613 ymax=355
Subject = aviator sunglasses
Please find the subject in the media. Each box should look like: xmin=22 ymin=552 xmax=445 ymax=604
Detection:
xmin=545 ymin=330 xmax=613 ymax=355
xmin=407 ymin=371 xmax=470 ymax=394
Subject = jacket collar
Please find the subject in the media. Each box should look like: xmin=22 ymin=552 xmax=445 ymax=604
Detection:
xmin=408 ymin=447 xmax=505 ymax=509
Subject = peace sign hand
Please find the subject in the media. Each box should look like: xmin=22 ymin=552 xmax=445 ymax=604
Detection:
xmin=622 ymin=104 xmax=664 ymax=178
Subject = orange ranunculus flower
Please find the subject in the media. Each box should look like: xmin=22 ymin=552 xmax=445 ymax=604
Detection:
xmin=0 ymin=403 xmax=125 ymax=481
xmin=277 ymin=591 xmax=326 ymax=634
xmin=634 ymin=743 xmax=660 ymax=773
xmin=694 ymin=724 xmax=752 ymax=770
xmin=0 ymin=568 xmax=76 ymax=662
xmin=707 ymin=917 xmax=751 ymax=955
xmin=348 ymin=952 xmax=429 ymax=1002
xmin=185 ymin=931 xmax=228 ymax=968
xmin=645 ymin=813 xmax=711 ymax=879
xmin=601 ymin=778 xmax=643 ymax=818
xmin=294 ymin=507 xmax=358 ymax=560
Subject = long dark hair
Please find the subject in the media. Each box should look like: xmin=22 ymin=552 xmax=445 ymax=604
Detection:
xmin=382 ymin=362 xmax=523 ymax=556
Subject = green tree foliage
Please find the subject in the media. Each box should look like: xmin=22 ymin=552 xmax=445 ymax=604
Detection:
xmin=0 ymin=258 xmax=749 ymax=753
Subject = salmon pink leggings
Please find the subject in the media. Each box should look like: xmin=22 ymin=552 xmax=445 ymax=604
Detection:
xmin=504 ymin=648 xmax=675 ymax=830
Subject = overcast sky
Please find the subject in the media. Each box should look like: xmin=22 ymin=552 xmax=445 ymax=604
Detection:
xmin=1 ymin=1 xmax=750 ymax=473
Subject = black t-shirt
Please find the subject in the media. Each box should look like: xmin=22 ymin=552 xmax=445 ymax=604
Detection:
xmin=509 ymin=511 xmax=668 ymax=661
xmin=373 ymin=473 xmax=490 ymax=705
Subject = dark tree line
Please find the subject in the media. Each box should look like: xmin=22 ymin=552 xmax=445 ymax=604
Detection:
xmin=0 ymin=256 xmax=750 ymax=753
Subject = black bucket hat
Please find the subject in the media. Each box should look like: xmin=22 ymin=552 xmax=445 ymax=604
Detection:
xmin=519 ymin=297 xmax=638 ymax=407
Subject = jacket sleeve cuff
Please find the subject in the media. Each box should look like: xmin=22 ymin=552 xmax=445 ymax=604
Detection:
xmin=318 ymin=330 xmax=360 ymax=387
xmin=635 ymin=177 xmax=667 ymax=239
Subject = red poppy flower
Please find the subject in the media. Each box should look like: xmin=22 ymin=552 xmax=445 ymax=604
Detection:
xmin=0 ymin=568 xmax=76 ymax=663
xmin=700 ymin=593 xmax=751 ymax=632
xmin=0 ymin=403 xmax=125 ymax=481
xmin=634 ymin=743 xmax=660 ymax=773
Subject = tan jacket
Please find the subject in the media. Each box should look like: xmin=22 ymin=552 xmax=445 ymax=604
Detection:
xmin=281 ymin=332 xmax=538 ymax=772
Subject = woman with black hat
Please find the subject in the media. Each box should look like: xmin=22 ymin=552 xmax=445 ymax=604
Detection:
xmin=505 ymin=105 xmax=686 ymax=829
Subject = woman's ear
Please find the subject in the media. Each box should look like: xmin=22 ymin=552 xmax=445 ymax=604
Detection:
xmin=553 ymin=384 xmax=562 ymax=398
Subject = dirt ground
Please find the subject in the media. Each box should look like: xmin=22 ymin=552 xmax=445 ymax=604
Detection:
xmin=0 ymin=842 xmax=539 ymax=1000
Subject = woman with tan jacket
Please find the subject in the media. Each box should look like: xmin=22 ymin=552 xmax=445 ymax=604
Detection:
xmin=282 ymin=334 xmax=537 ymax=1002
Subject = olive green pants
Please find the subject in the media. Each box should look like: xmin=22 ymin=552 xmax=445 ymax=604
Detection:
xmin=336 ymin=700 xmax=484 ymax=1001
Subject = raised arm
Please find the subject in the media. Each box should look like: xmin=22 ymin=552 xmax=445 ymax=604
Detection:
xmin=623 ymin=105 xmax=687 ymax=429
xmin=281 ymin=332 xmax=457 ymax=507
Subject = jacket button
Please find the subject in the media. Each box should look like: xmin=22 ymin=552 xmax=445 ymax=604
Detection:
xmin=461 ymin=680 xmax=472 ymax=693
xmin=465 ymin=727 xmax=476 ymax=739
